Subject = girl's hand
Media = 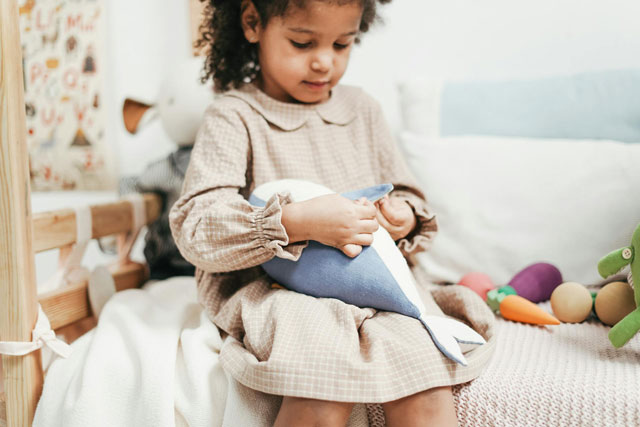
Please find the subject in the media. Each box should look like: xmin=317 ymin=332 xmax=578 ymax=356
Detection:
xmin=375 ymin=195 xmax=416 ymax=241
xmin=282 ymin=194 xmax=379 ymax=258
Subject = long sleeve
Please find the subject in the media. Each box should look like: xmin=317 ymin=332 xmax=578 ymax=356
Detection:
xmin=169 ymin=103 xmax=306 ymax=273
xmin=368 ymin=96 xmax=438 ymax=257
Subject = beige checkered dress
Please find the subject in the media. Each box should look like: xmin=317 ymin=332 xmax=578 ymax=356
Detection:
xmin=169 ymin=83 xmax=496 ymax=404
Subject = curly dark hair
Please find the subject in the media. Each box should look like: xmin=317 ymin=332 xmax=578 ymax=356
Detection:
xmin=196 ymin=0 xmax=392 ymax=92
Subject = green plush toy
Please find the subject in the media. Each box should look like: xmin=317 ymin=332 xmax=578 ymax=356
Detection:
xmin=597 ymin=223 xmax=640 ymax=348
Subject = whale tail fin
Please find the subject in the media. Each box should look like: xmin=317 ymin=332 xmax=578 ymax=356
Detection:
xmin=419 ymin=315 xmax=486 ymax=366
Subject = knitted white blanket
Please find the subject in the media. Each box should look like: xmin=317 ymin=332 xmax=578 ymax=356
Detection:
xmin=452 ymin=310 xmax=640 ymax=426
xmin=365 ymin=296 xmax=640 ymax=426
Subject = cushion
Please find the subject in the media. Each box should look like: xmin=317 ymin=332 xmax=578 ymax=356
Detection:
xmin=249 ymin=179 xmax=485 ymax=365
xmin=400 ymin=133 xmax=640 ymax=286
xmin=399 ymin=69 xmax=640 ymax=142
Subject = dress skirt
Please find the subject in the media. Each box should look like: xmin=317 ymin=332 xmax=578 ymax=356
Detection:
xmin=198 ymin=267 xmax=496 ymax=403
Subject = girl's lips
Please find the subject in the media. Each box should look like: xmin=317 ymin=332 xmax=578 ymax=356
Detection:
xmin=303 ymin=81 xmax=329 ymax=90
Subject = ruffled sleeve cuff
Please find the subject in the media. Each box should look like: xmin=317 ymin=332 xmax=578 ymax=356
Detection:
xmin=390 ymin=190 xmax=438 ymax=257
xmin=251 ymin=192 xmax=308 ymax=261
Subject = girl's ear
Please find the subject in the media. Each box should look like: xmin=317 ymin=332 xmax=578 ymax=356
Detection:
xmin=241 ymin=0 xmax=262 ymax=43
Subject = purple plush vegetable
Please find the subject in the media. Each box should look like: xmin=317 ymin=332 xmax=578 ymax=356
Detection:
xmin=508 ymin=263 xmax=563 ymax=303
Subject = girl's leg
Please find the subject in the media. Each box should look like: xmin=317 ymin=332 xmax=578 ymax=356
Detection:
xmin=382 ymin=386 xmax=458 ymax=427
xmin=274 ymin=396 xmax=355 ymax=427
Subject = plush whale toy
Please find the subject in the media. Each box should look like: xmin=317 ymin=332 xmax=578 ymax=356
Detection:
xmin=250 ymin=179 xmax=486 ymax=366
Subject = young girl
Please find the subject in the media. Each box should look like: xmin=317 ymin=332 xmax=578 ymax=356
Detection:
xmin=170 ymin=0 xmax=495 ymax=425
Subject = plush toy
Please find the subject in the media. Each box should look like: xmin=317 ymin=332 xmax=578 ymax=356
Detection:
xmin=508 ymin=262 xmax=563 ymax=303
xmin=250 ymin=179 xmax=486 ymax=366
xmin=458 ymin=267 xmax=560 ymax=325
xmin=486 ymin=285 xmax=560 ymax=325
xmin=597 ymin=223 xmax=640 ymax=348
xmin=458 ymin=272 xmax=494 ymax=301
xmin=120 ymin=57 xmax=215 ymax=279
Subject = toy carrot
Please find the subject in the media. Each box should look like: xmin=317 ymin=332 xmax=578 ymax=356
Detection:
xmin=487 ymin=286 xmax=560 ymax=325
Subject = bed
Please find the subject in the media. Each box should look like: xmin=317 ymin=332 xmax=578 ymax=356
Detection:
xmin=2 ymin=0 xmax=640 ymax=426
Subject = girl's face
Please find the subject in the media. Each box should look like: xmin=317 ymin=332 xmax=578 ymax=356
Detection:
xmin=242 ymin=1 xmax=363 ymax=104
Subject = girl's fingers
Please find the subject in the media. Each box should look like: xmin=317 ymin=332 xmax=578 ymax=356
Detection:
xmin=376 ymin=210 xmax=394 ymax=231
xmin=353 ymin=233 xmax=374 ymax=246
xmin=356 ymin=201 xmax=377 ymax=219
xmin=341 ymin=244 xmax=362 ymax=258
xmin=352 ymin=198 xmax=376 ymax=219
xmin=378 ymin=198 xmax=403 ymax=226
xmin=359 ymin=218 xmax=379 ymax=233
xmin=354 ymin=196 xmax=368 ymax=205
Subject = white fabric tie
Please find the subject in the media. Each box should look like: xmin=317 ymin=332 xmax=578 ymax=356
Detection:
xmin=117 ymin=194 xmax=147 ymax=265
xmin=2 ymin=206 xmax=93 ymax=363
xmin=0 ymin=304 xmax=72 ymax=358
xmin=42 ymin=205 xmax=93 ymax=291
xmin=0 ymin=197 xmax=148 ymax=364
xmin=92 ymin=195 xmax=146 ymax=316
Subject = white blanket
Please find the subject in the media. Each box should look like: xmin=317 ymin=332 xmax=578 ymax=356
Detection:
xmin=33 ymin=277 xmax=370 ymax=427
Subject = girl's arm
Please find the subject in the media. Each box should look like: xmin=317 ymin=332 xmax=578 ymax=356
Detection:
xmin=169 ymin=103 xmax=306 ymax=273
xmin=367 ymin=95 xmax=438 ymax=258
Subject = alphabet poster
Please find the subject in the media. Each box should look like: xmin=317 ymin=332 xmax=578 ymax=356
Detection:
xmin=19 ymin=0 xmax=114 ymax=191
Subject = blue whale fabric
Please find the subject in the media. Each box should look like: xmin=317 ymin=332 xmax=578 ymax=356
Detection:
xmin=250 ymin=180 xmax=485 ymax=365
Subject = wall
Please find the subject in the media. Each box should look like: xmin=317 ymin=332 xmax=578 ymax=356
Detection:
xmin=105 ymin=0 xmax=192 ymax=177
xmin=342 ymin=0 xmax=640 ymax=132
xmin=33 ymin=0 xmax=640 ymax=287
xmin=105 ymin=0 xmax=640 ymax=170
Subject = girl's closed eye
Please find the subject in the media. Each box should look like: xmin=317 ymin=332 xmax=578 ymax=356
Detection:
xmin=290 ymin=40 xmax=352 ymax=50
xmin=290 ymin=40 xmax=312 ymax=49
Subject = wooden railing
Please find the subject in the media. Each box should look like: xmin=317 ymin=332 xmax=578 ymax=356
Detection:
xmin=0 ymin=1 xmax=163 ymax=424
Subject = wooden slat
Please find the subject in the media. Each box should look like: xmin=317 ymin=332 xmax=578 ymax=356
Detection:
xmin=0 ymin=391 xmax=6 ymax=427
xmin=56 ymin=317 xmax=98 ymax=346
xmin=38 ymin=262 xmax=148 ymax=331
xmin=33 ymin=193 xmax=162 ymax=253
xmin=0 ymin=0 xmax=43 ymax=424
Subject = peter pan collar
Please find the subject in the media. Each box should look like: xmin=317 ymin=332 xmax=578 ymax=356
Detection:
xmin=225 ymin=83 xmax=358 ymax=131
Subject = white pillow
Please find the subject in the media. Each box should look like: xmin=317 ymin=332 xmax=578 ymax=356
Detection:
xmin=397 ymin=78 xmax=442 ymax=138
xmin=400 ymin=132 xmax=640 ymax=286
xmin=399 ymin=70 xmax=640 ymax=142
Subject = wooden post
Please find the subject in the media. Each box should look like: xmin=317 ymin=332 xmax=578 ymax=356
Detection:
xmin=0 ymin=0 xmax=44 ymax=425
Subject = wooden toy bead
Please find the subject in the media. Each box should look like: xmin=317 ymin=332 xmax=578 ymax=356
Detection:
xmin=550 ymin=282 xmax=592 ymax=323
xmin=595 ymin=281 xmax=636 ymax=326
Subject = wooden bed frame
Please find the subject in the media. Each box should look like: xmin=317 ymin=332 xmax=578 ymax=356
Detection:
xmin=1 ymin=1 xmax=162 ymax=425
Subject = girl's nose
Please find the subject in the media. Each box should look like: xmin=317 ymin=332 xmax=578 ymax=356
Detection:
xmin=311 ymin=53 xmax=331 ymax=73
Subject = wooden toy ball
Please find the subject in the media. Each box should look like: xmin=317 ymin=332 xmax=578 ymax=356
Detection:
xmin=458 ymin=272 xmax=495 ymax=301
xmin=550 ymin=282 xmax=593 ymax=323
xmin=595 ymin=281 xmax=637 ymax=326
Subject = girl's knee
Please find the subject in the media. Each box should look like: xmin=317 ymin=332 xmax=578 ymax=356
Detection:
xmin=392 ymin=386 xmax=453 ymax=407
xmin=276 ymin=396 xmax=354 ymax=427
xmin=382 ymin=387 xmax=457 ymax=426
